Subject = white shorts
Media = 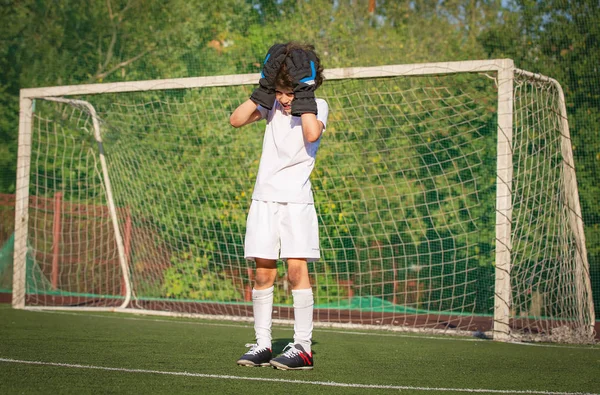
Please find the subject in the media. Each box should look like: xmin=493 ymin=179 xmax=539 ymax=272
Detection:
xmin=244 ymin=200 xmax=320 ymax=262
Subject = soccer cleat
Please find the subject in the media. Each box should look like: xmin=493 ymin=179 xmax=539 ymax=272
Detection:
xmin=270 ymin=343 xmax=314 ymax=370
xmin=236 ymin=344 xmax=273 ymax=367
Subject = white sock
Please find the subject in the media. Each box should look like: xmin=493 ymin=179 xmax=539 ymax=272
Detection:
xmin=292 ymin=288 xmax=314 ymax=354
xmin=252 ymin=286 xmax=273 ymax=349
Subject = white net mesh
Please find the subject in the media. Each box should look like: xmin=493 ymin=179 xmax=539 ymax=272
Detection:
xmin=16 ymin=66 xmax=594 ymax=343
xmin=509 ymin=73 xmax=594 ymax=343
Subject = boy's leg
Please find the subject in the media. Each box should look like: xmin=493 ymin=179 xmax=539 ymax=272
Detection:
xmin=270 ymin=258 xmax=315 ymax=370
xmin=237 ymin=258 xmax=277 ymax=367
xmin=253 ymin=258 xmax=278 ymax=349
xmin=287 ymin=258 xmax=314 ymax=354
xmin=239 ymin=200 xmax=281 ymax=366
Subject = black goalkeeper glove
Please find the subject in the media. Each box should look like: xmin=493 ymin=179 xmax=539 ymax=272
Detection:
xmin=250 ymin=43 xmax=287 ymax=110
xmin=286 ymin=49 xmax=319 ymax=116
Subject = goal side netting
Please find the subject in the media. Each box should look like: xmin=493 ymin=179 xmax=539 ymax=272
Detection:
xmin=13 ymin=59 xmax=595 ymax=343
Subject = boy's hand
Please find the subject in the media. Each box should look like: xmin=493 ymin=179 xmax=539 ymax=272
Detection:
xmin=286 ymin=49 xmax=318 ymax=116
xmin=250 ymin=44 xmax=287 ymax=110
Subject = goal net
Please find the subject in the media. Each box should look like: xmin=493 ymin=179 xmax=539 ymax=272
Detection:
xmin=13 ymin=60 xmax=595 ymax=343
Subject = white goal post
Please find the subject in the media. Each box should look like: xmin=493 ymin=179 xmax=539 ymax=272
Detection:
xmin=13 ymin=59 xmax=595 ymax=343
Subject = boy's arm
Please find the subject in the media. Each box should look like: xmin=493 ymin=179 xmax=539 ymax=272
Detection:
xmin=231 ymin=43 xmax=286 ymax=128
xmin=230 ymin=99 xmax=263 ymax=128
xmin=301 ymin=113 xmax=324 ymax=143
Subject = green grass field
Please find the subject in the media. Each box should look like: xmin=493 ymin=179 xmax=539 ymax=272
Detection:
xmin=1 ymin=304 xmax=598 ymax=395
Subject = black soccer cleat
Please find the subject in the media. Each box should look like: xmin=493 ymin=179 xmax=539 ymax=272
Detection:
xmin=236 ymin=344 xmax=273 ymax=367
xmin=270 ymin=343 xmax=314 ymax=370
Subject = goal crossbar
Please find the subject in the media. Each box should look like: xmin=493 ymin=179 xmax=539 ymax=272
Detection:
xmin=20 ymin=59 xmax=513 ymax=98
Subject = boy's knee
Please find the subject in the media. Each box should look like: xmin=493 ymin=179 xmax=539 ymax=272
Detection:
xmin=254 ymin=268 xmax=277 ymax=288
xmin=287 ymin=266 xmax=308 ymax=288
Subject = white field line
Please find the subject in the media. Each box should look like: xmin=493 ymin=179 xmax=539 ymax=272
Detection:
xmin=0 ymin=357 xmax=597 ymax=395
xmin=26 ymin=308 xmax=600 ymax=351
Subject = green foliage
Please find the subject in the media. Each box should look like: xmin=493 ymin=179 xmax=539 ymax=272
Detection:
xmin=272 ymin=265 xmax=292 ymax=305
xmin=312 ymin=270 xmax=349 ymax=306
xmin=163 ymin=248 xmax=241 ymax=302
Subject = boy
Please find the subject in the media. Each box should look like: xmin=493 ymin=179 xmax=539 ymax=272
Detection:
xmin=229 ymin=42 xmax=328 ymax=370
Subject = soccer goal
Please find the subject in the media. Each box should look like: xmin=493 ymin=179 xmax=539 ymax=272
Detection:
xmin=13 ymin=59 xmax=595 ymax=344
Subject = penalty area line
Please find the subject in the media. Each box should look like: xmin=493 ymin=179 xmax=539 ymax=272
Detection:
xmin=0 ymin=357 xmax=597 ymax=395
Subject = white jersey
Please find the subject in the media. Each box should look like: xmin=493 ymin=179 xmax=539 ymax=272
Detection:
xmin=252 ymin=98 xmax=329 ymax=203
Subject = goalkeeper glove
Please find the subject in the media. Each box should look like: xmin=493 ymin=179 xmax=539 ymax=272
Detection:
xmin=286 ymin=49 xmax=319 ymax=116
xmin=250 ymin=43 xmax=287 ymax=110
